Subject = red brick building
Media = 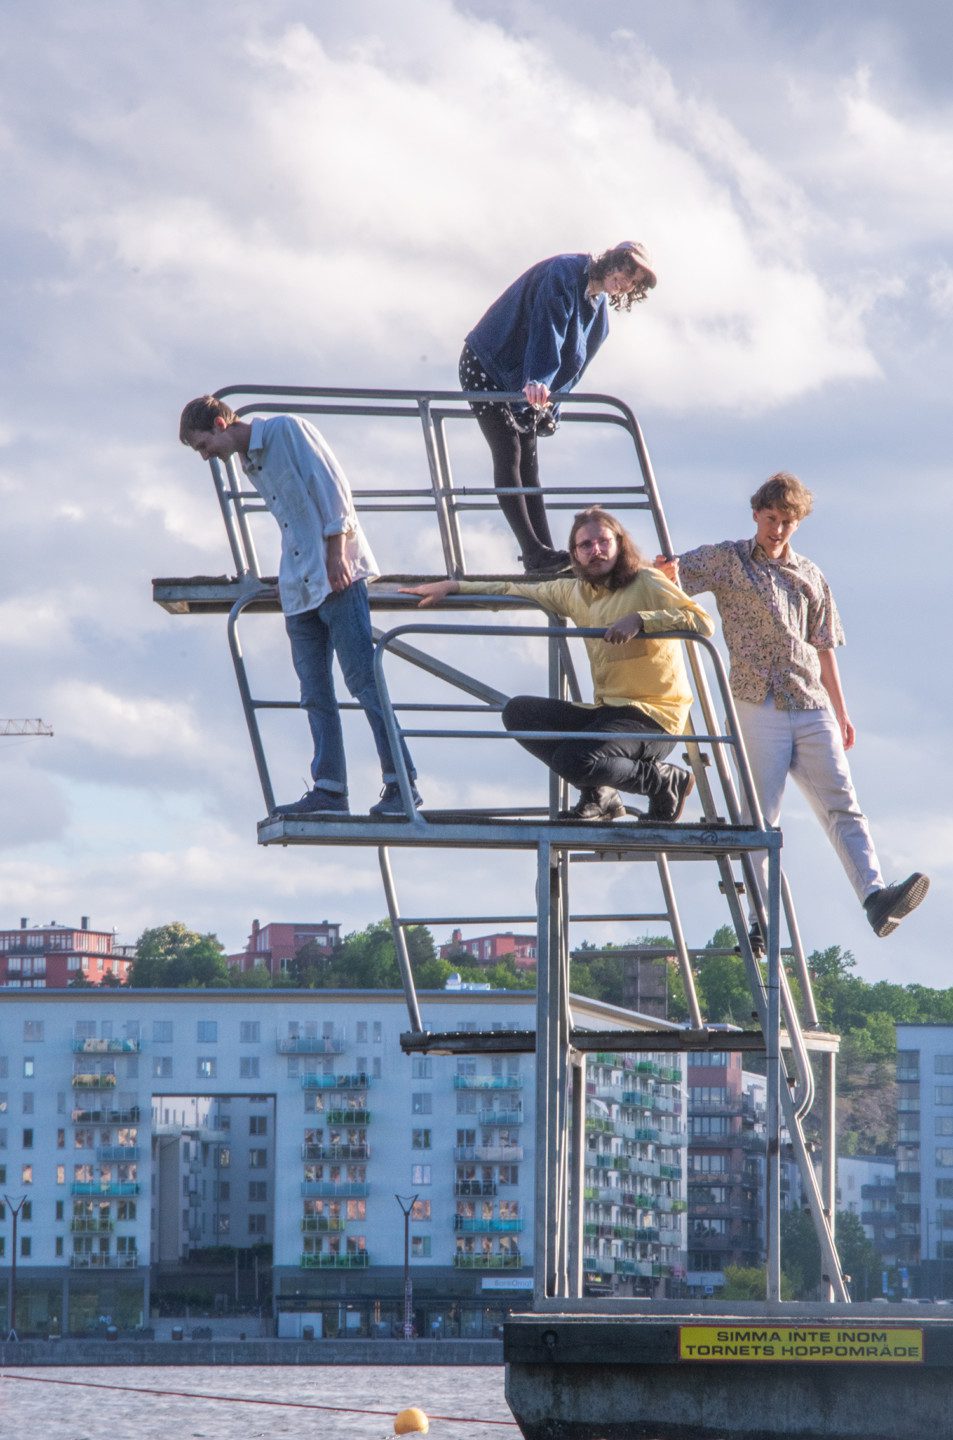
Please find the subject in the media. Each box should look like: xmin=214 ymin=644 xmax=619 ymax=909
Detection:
xmin=0 ymin=917 xmax=133 ymax=988
xmin=228 ymin=918 xmax=341 ymax=980
xmin=439 ymin=929 xmax=537 ymax=970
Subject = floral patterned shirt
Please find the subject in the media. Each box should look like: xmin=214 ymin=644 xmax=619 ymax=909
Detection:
xmin=675 ymin=539 xmax=845 ymax=710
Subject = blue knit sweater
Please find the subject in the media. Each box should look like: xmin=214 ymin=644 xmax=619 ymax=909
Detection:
xmin=465 ymin=253 xmax=609 ymax=400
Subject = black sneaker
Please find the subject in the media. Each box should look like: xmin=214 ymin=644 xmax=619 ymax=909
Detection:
xmin=864 ymin=873 xmax=930 ymax=938
xmin=647 ymin=766 xmax=695 ymax=822
xmin=272 ymin=788 xmax=349 ymax=817
xmin=558 ymin=787 xmax=626 ymax=822
xmin=734 ymin=922 xmax=765 ymax=959
xmin=520 ymin=549 xmax=572 ymax=576
xmin=369 ymin=782 xmax=424 ymax=818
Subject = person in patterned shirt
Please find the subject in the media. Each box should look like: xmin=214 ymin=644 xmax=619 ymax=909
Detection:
xmin=656 ymin=472 xmax=928 ymax=947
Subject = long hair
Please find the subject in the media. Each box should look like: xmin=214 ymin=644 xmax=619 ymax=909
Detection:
xmin=568 ymin=507 xmax=643 ymax=590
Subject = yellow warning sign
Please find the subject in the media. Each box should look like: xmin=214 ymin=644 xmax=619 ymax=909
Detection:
xmin=678 ymin=1325 xmax=923 ymax=1363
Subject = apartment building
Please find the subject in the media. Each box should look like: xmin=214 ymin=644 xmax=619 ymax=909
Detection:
xmin=0 ymin=917 xmax=132 ymax=989
xmin=895 ymin=1024 xmax=953 ymax=1296
xmin=439 ymin=932 xmax=538 ymax=970
xmin=0 ymin=987 xmax=686 ymax=1337
xmin=227 ymin=919 xmax=341 ymax=978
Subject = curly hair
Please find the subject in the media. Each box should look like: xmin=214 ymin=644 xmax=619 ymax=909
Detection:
xmin=589 ymin=244 xmax=655 ymax=312
xmin=179 ymin=395 xmax=240 ymax=444
xmin=750 ymin=471 xmax=814 ymax=520
xmin=568 ymin=507 xmax=644 ymax=589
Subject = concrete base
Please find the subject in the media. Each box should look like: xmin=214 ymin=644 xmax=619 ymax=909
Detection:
xmin=504 ymin=1309 xmax=953 ymax=1440
xmin=0 ymin=1336 xmax=502 ymax=1367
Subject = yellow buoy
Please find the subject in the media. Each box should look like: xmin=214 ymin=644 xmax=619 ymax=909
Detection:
xmin=394 ymin=1406 xmax=430 ymax=1434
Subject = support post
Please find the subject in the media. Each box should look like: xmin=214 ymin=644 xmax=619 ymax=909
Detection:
xmin=5 ymin=1194 xmax=25 ymax=1340
xmin=765 ymin=840 xmax=782 ymax=1302
xmin=394 ymin=1193 xmax=418 ymax=1339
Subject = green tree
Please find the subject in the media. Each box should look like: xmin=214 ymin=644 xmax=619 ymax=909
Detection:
xmin=695 ymin=927 xmax=754 ymax=1026
xmin=292 ymin=921 xmax=451 ymax=990
xmin=780 ymin=1209 xmax=823 ymax=1298
xmin=836 ymin=1210 xmax=879 ymax=1301
xmin=721 ymin=1265 xmax=793 ymax=1301
xmin=128 ymin=922 xmax=229 ymax=988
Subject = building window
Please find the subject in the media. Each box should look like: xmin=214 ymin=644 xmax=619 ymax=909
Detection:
xmin=248 ymin=1213 xmax=267 ymax=1235
xmin=239 ymin=1057 xmax=260 ymax=1080
xmin=55 ymin=1236 xmax=64 ymax=1257
xmin=23 ymin=1021 xmax=44 ymax=1041
xmin=412 ymin=1094 xmax=432 ymax=1115
xmin=217 ymin=1215 xmax=230 ymax=1235
xmin=249 ymin=1149 xmax=267 ymax=1169
xmin=249 ymin=1115 xmax=267 ymax=1136
xmin=197 ymin=1020 xmax=218 ymax=1043
xmin=411 ymin=1199 xmax=431 ymax=1220
xmin=153 ymin=1057 xmax=173 ymax=1079
xmin=411 ymin=1236 xmax=431 ymax=1258
xmin=22 ymin=1129 xmax=33 ymax=1149
xmin=412 ymin=1130 xmax=432 ymax=1150
xmin=20 ymin=1237 xmax=31 ymax=1257
xmin=412 ymin=1165 xmax=432 ymax=1185
xmin=22 ymin=1093 xmax=34 ymax=1116
xmin=373 ymin=1022 xmax=382 ymax=1044
xmin=412 ymin=1057 xmax=433 ymax=1079
xmin=356 ymin=1022 xmax=368 ymax=1043
xmin=21 ymin=1165 xmax=32 ymax=1185
xmin=197 ymin=1058 xmax=217 ymax=1080
xmin=23 ymin=1058 xmax=34 ymax=1079
xmin=240 ymin=1021 xmax=261 ymax=1043
xmin=153 ymin=1021 xmax=173 ymax=1043
xmin=937 ymin=1087 xmax=953 ymax=1107
xmin=217 ymin=1147 xmax=231 ymax=1169
xmin=249 ymin=1181 xmax=267 ymax=1201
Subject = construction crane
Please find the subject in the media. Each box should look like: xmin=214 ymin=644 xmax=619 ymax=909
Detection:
xmin=0 ymin=719 xmax=53 ymax=737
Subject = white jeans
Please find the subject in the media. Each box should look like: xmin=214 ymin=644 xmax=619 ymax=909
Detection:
xmin=735 ymin=698 xmax=883 ymax=918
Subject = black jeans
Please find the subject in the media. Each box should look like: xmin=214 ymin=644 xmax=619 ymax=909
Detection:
xmin=501 ymin=695 xmax=675 ymax=795
xmin=459 ymin=345 xmax=557 ymax=562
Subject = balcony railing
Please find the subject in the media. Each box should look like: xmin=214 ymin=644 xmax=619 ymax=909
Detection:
xmin=300 ymin=1217 xmax=346 ymax=1232
xmin=453 ymin=1217 xmax=524 ymax=1233
xmin=299 ymin=1252 xmax=369 ymax=1268
xmin=326 ymin=1109 xmax=371 ymax=1125
xmin=70 ymin=1182 xmax=140 ymax=1197
xmin=72 ymin=1038 xmax=141 ymax=1054
xmin=97 ymin=1146 xmax=140 ymax=1162
xmin=301 ymin=1181 xmax=368 ymax=1198
xmin=453 ymin=1252 xmax=523 ymax=1269
xmin=70 ymin=1253 xmax=139 ymax=1268
xmin=72 ymin=1106 xmax=140 ymax=1124
xmin=301 ymin=1073 xmax=369 ymax=1090
xmin=302 ymin=1144 xmax=369 ymax=1161
xmin=478 ymin=1110 xmax=523 ymax=1127
xmin=278 ymin=1037 xmax=345 ymax=1055
xmin=71 ymin=1073 xmax=118 ymax=1089
xmin=70 ymin=1220 xmax=115 ymax=1234
xmin=454 ymin=1145 xmax=524 ymax=1163
xmin=454 ymin=1181 xmax=497 ymax=1197
xmin=453 ymin=1075 xmax=523 ymax=1091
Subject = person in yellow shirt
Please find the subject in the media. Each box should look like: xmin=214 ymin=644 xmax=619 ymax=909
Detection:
xmin=403 ymin=507 xmax=713 ymax=822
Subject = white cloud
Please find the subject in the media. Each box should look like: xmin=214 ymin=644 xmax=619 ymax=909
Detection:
xmin=49 ymin=681 xmax=207 ymax=762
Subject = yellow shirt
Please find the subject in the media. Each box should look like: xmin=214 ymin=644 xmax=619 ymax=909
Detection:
xmin=457 ymin=568 xmax=715 ymax=735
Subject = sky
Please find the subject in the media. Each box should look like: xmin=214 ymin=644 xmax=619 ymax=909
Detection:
xmin=1 ymin=0 xmax=950 ymax=984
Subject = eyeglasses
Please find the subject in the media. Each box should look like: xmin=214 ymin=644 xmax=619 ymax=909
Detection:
xmin=573 ymin=538 xmax=613 ymax=555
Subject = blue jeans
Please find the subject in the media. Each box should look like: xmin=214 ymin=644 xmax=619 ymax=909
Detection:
xmin=285 ymin=581 xmax=415 ymax=796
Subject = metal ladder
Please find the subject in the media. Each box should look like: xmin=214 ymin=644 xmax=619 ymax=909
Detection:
xmin=157 ymin=381 xmax=846 ymax=1302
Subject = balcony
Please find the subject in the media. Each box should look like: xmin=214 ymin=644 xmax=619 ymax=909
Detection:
xmin=326 ymin=1109 xmax=370 ymax=1125
xmin=454 ymin=1181 xmax=497 ymax=1197
xmin=71 ymin=1073 xmax=118 ymax=1089
xmin=299 ymin=1252 xmax=369 ymax=1268
xmin=453 ymin=1075 xmax=523 ymax=1091
xmin=72 ymin=1106 xmax=140 ymax=1124
xmin=453 ymin=1217 xmax=524 ymax=1233
xmin=97 ymin=1146 xmax=140 ymax=1162
xmin=453 ymin=1252 xmax=524 ymax=1269
xmin=279 ymin=1037 xmax=345 ymax=1055
xmin=72 ymin=1038 xmax=141 ymax=1054
xmin=70 ymin=1253 xmax=139 ymax=1269
xmin=70 ymin=1182 xmax=140 ymax=1197
xmin=301 ymin=1181 xmax=368 ymax=1198
xmin=70 ymin=1220 xmax=115 ymax=1234
xmin=478 ymin=1110 xmax=523 ymax=1127
xmin=300 ymin=1217 xmax=346 ymax=1233
xmin=302 ymin=1144 xmax=369 ymax=1161
xmin=454 ymin=1145 xmax=524 ymax=1163
xmin=301 ymin=1073 xmax=368 ymax=1090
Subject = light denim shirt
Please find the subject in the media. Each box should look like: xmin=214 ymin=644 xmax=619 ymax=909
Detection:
xmin=240 ymin=415 xmax=378 ymax=615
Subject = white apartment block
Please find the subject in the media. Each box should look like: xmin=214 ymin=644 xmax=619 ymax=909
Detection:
xmin=0 ymin=988 xmax=686 ymax=1337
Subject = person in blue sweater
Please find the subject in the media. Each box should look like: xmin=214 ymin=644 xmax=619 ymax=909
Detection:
xmin=460 ymin=243 xmax=656 ymax=574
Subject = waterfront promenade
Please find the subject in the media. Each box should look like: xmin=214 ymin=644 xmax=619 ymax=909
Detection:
xmin=0 ymin=1365 xmax=515 ymax=1440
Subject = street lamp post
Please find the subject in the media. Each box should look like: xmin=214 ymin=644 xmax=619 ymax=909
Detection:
xmin=394 ymin=1193 xmax=418 ymax=1340
xmin=4 ymin=1195 xmax=27 ymax=1341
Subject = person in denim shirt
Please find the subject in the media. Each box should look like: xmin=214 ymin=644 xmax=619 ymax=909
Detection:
xmin=461 ymin=243 xmax=656 ymax=574
xmin=180 ymin=395 xmax=421 ymax=818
